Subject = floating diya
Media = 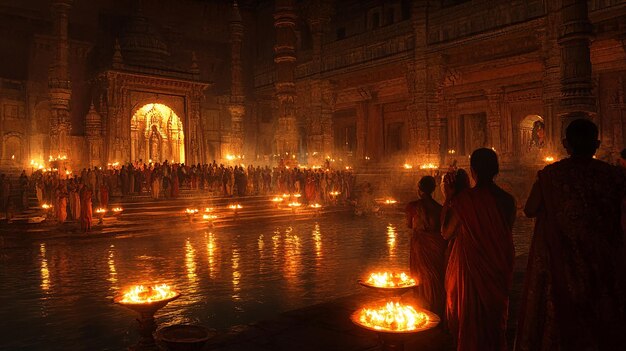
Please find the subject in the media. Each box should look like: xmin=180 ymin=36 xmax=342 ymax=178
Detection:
xmin=114 ymin=284 xmax=181 ymax=350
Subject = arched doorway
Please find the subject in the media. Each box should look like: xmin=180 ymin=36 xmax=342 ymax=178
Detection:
xmin=131 ymin=103 xmax=185 ymax=163
xmin=518 ymin=114 xmax=545 ymax=163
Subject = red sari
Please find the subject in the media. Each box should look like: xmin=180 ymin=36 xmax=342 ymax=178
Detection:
xmin=515 ymin=158 xmax=626 ymax=351
xmin=446 ymin=185 xmax=515 ymax=351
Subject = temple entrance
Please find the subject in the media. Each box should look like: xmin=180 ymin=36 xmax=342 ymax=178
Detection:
xmin=131 ymin=103 xmax=185 ymax=163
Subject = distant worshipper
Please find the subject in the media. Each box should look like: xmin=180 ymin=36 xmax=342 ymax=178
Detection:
xmin=405 ymin=176 xmax=445 ymax=316
xmin=442 ymin=148 xmax=516 ymax=351
xmin=515 ymin=118 xmax=626 ymax=351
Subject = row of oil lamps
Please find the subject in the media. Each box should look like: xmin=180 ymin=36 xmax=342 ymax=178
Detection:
xmin=114 ymin=269 xmax=438 ymax=350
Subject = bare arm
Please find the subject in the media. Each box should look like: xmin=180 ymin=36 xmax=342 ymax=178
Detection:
xmin=441 ymin=205 xmax=460 ymax=240
xmin=524 ymin=180 xmax=542 ymax=218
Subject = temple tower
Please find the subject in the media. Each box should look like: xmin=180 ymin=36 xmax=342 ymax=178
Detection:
xmin=229 ymin=0 xmax=245 ymax=157
xmin=48 ymin=0 xmax=73 ymax=159
xmin=559 ymin=0 xmax=596 ymax=130
xmin=273 ymin=0 xmax=299 ymax=160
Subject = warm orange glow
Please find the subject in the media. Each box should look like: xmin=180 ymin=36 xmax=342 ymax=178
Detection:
xmin=403 ymin=163 xmax=413 ymax=169
xmin=41 ymin=204 xmax=52 ymax=210
xmin=544 ymin=156 xmax=555 ymax=163
xmin=384 ymin=199 xmax=397 ymax=205
xmin=95 ymin=208 xmax=107 ymax=214
xmin=365 ymin=272 xmax=416 ymax=288
xmin=119 ymin=284 xmax=177 ymax=304
xmin=204 ymin=207 xmax=214 ymax=213
xmin=329 ymin=191 xmax=341 ymax=196
xmin=419 ymin=163 xmax=438 ymax=170
xmin=112 ymin=207 xmax=123 ymax=213
xmin=228 ymin=204 xmax=242 ymax=210
xmin=287 ymin=202 xmax=301 ymax=208
xmin=356 ymin=302 xmax=430 ymax=332
xmin=309 ymin=203 xmax=322 ymax=209
xmin=185 ymin=208 xmax=199 ymax=214
xmin=281 ymin=193 xmax=290 ymax=198
xmin=293 ymin=194 xmax=302 ymax=198
xmin=203 ymin=214 xmax=217 ymax=221
xmin=272 ymin=197 xmax=283 ymax=203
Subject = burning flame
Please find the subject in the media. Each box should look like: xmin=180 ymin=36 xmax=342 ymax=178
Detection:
xmin=329 ymin=191 xmax=341 ymax=196
xmin=288 ymin=202 xmax=302 ymax=208
xmin=95 ymin=208 xmax=107 ymax=214
xmin=228 ymin=204 xmax=242 ymax=210
xmin=204 ymin=207 xmax=214 ymax=213
xmin=403 ymin=163 xmax=413 ymax=169
xmin=203 ymin=214 xmax=217 ymax=220
xmin=419 ymin=163 xmax=438 ymax=170
xmin=293 ymin=194 xmax=302 ymax=198
xmin=41 ymin=204 xmax=52 ymax=209
xmin=544 ymin=156 xmax=555 ymax=163
xmin=272 ymin=197 xmax=283 ymax=203
xmin=365 ymin=272 xmax=416 ymax=288
xmin=357 ymin=302 xmax=429 ymax=332
xmin=119 ymin=284 xmax=177 ymax=304
xmin=112 ymin=207 xmax=123 ymax=213
xmin=384 ymin=199 xmax=397 ymax=205
xmin=309 ymin=203 xmax=322 ymax=209
xmin=185 ymin=208 xmax=199 ymax=214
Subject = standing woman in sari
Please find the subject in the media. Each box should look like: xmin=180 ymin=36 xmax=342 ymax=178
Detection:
xmin=80 ymin=184 xmax=93 ymax=232
xmin=405 ymin=176 xmax=446 ymax=316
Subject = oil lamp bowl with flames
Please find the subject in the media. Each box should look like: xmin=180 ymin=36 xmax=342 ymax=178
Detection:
xmin=351 ymin=301 xmax=439 ymax=334
xmin=114 ymin=284 xmax=181 ymax=350
xmin=358 ymin=272 xmax=417 ymax=296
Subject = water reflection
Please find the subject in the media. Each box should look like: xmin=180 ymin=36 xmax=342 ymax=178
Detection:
xmin=185 ymin=239 xmax=198 ymax=284
xmin=39 ymin=243 xmax=50 ymax=292
xmin=206 ymin=233 xmax=217 ymax=279
xmin=231 ymin=245 xmax=241 ymax=300
xmin=107 ymin=244 xmax=117 ymax=292
xmin=387 ymin=224 xmax=396 ymax=258
xmin=312 ymin=223 xmax=322 ymax=265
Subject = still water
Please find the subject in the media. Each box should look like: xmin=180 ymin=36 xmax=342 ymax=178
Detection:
xmin=0 ymin=215 xmax=532 ymax=350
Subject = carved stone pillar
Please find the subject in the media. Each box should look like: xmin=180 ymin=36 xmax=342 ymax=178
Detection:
xmin=273 ymin=0 xmax=299 ymax=158
xmin=48 ymin=0 xmax=73 ymax=159
xmin=320 ymin=81 xmax=335 ymax=158
xmin=85 ymin=103 xmax=103 ymax=167
xmin=486 ymin=90 xmax=504 ymax=152
xmin=229 ymin=0 xmax=245 ymax=157
xmin=558 ymin=0 xmax=596 ymax=129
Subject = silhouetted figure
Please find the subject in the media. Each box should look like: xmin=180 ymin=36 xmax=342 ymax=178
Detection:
xmin=405 ymin=176 xmax=445 ymax=317
xmin=515 ymin=119 xmax=626 ymax=351
xmin=442 ymin=148 xmax=516 ymax=351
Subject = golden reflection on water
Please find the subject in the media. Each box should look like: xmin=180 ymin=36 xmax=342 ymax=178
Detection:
xmin=272 ymin=229 xmax=281 ymax=265
xmin=231 ymin=245 xmax=241 ymax=300
xmin=185 ymin=239 xmax=198 ymax=283
xmin=284 ymin=227 xmax=301 ymax=285
xmin=313 ymin=223 xmax=322 ymax=265
xmin=39 ymin=243 xmax=50 ymax=291
xmin=107 ymin=244 xmax=118 ymax=291
xmin=387 ymin=224 xmax=396 ymax=258
xmin=206 ymin=233 xmax=217 ymax=279
xmin=257 ymin=234 xmax=266 ymax=274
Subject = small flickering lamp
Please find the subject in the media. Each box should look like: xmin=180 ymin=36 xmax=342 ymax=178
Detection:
xmin=544 ymin=156 xmax=555 ymax=163
xmin=184 ymin=208 xmax=199 ymax=222
xmin=271 ymin=197 xmax=283 ymax=208
xmin=228 ymin=204 xmax=242 ymax=218
xmin=287 ymin=201 xmax=301 ymax=214
xmin=403 ymin=163 xmax=413 ymax=170
xmin=95 ymin=207 xmax=107 ymax=224
xmin=112 ymin=207 xmax=123 ymax=217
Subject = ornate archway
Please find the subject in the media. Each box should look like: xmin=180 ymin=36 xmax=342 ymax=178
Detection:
xmin=130 ymin=103 xmax=185 ymax=163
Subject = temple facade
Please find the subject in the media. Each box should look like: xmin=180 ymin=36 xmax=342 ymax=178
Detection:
xmin=0 ymin=0 xmax=625 ymax=171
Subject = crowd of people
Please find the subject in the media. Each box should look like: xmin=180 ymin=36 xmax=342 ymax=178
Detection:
xmin=0 ymin=161 xmax=355 ymax=230
xmin=406 ymin=118 xmax=626 ymax=350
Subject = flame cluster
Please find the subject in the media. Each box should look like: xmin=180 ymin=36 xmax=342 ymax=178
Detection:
xmin=329 ymin=191 xmax=341 ymax=196
xmin=419 ymin=163 xmax=438 ymax=170
xmin=42 ymin=204 xmax=52 ymax=210
xmin=95 ymin=208 xmax=107 ymax=214
xmin=357 ymin=302 xmax=429 ymax=332
xmin=228 ymin=204 xmax=243 ymax=210
xmin=365 ymin=272 xmax=416 ymax=288
xmin=287 ymin=202 xmax=301 ymax=208
xmin=185 ymin=208 xmax=199 ymax=214
xmin=119 ymin=284 xmax=177 ymax=304
xmin=544 ymin=156 xmax=555 ymax=163
xmin=384 ymin=199 xmax=397 ymax=205
xmin=112 ymin=207 xmax=123 ymax=213
xmin=309 ymin=203 xmax=322 ymax=209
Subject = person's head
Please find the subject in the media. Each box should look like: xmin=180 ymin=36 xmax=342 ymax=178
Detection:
xmin=454 ymin=169 xmax=470 ymax=194
xmin=562 ymin=118 xmax=600 ymax=157
xmin=470 ymin=148 xmax=499 ymax=185
xmin=418 ymin=176 xmax=436 ymax=198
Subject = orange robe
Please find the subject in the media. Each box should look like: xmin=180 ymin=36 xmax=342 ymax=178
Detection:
xmin=406 ymin=198 xmax=445 ymax=316
xmin=80 ymin=189 xmax=93 ymax=232
xmin=446 ymin=186 xmax=515 ymax=351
